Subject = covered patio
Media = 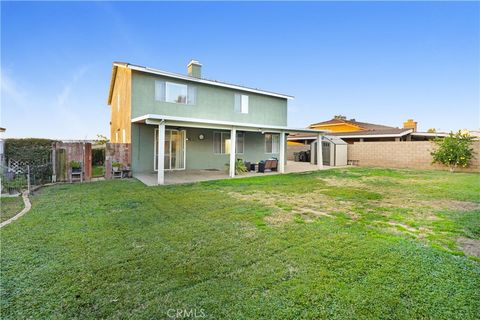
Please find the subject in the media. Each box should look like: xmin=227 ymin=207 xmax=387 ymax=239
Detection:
xmin=134 ymin=161 xmax=329 ymax=186
xmin=131 ymin=114 xmax=326 ymax=186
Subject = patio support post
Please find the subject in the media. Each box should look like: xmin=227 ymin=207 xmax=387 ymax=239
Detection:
xmin=157 ymin=121 xmax=165 ymax=185
xmin=229 ymin=128 xmax=236 ymax=178
xmin=279 ymin=131 xmax=285 ymax=173
xmin=317 ymin=133 xmax=323 ymax=169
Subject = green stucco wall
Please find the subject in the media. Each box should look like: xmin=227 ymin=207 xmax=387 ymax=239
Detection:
xmin=131 ymin=71 xmax=288 ymax=127
xmin=131 ymin=123 xmax=155 ymax=173
xmin=131 ymin=124 xmax=280 ymax=173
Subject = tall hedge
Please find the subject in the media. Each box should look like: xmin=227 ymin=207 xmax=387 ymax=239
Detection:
xmin=4 ymin=138 xmax=56 ymax=164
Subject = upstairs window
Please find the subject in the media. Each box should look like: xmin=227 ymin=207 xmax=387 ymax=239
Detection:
xmin=155 ymin=80 xmax=196 ymax=105
xmin=234 ymin=94 xmax=249 ymax=114
xmin=265 ymin=133 xmax=280 ymax=153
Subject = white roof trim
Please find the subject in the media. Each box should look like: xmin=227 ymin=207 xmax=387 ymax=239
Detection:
xmin=115 ymin=63 xmax=294 ymax=100
xmin=131 ymin=114 xmax=325 ymax=134
xmin=330 ymin=129 xmax=413 ymax=138
xmin=410 ymin=132 xmax=448 ymax=137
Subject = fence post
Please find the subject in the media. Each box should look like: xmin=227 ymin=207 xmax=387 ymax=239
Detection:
xmin=52 ymin=145 xmax=56 ymax=183
xmin=27 ymin=165 xmax=31 ymax=194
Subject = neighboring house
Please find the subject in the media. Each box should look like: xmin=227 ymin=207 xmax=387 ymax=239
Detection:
xmin=107 ymin=60 xmax=323 ymax=185
xmin=288 ymin=116 xmax=448 ymax=144
xmin=0 ymin=127 xmax=5 ymax=165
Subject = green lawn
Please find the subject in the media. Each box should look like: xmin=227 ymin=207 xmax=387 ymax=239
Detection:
xmin=92 ymin=165 xmax=104 ymax=177
xmin=1 ymin=168 xmax=479 ymax=319
xmin=0 ymin=196 xmax=24 ymax=222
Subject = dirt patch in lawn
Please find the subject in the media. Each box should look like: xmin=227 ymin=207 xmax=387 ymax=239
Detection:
xmin=457 ymin=237 xmax=480 ymax=258
xmin=230 ymin=191 xmax=357 ymax=225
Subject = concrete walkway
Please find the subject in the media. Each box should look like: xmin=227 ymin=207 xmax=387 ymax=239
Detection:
xmin=0 ymin=191 xmax=31 ymax=228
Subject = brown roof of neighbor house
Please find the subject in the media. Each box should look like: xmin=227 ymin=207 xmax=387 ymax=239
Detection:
xmin=309 ymin=118 xmax=397 ymax=131
xmin=288 ymin=128 xmax=413 ymax=140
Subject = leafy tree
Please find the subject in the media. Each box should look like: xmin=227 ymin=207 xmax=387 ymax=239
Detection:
xmin=431 ymin=131 xmax=476 ymax=172
xmin=95 ymin=134 xmax=109 ymax=145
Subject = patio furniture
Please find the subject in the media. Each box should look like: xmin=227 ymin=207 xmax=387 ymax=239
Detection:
xmin=70 ymin=169 xmax=83 ymax=183
xmin=121 ymin=167 xmax=131 ymax=178
xmin=265 ymin=159 xmax=278 ymax=171
xmin=112 ymin=167 xmax=122 ymax=179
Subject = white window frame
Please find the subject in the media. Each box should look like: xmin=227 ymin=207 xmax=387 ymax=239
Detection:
xmin=115 ymin=131 xmax=119 ymax=143
xmin=213 ymin=131 xmax=244 ymax=155
xmin=165 ymin=82 xmax=188 ymax=104
xmin=234 ymin=93 xmax=249 ymax=114
xmin=156 ymin=80 xmax=196 ymax=105
xmin=122 ymin=129 xmax=126 ymax=143
xmin=154 ymin=128 xmax=187 ymax=171
xmin=265 ymin=133 xmax=280 ymax=154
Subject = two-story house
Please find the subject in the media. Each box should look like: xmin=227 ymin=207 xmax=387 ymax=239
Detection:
xmin=107 ymin=60 xmax=323 ymax=185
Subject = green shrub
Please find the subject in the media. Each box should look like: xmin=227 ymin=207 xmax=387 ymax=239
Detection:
xmin=5 ymin=138 xmax=55 ymax=164
xmin=1 ymin=174 xmax=27 ymax=192
xmin=69 ymin=160 xmax=81 ymax=169
xmin=112 ymin=162 xmax=122 ymax=168
xmin=225 ymin=159 xmax=248 ymax=174
xmin=431 ymin=131 xmax=475 ymax=172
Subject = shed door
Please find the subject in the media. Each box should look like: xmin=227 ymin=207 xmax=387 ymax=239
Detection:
xmin=322 ymin=141 xmax=330 ymax=166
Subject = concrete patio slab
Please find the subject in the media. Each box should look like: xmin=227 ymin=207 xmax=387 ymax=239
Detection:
xmin=134 ymin=161 xmax=333 ymax=186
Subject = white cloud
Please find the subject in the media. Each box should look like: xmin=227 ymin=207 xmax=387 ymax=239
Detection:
xmin=56 ymin=66 xmax=88 ymax=107
xmin=0 ymin=70 xmax=28 ymax=111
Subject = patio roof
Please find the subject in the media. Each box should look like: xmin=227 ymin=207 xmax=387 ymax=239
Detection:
xmin=131 ymin=114 xmax=328 ymax=134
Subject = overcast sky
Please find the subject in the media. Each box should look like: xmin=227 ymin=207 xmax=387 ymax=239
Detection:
xmin=1 ymin=1 xmax=479 ymax=139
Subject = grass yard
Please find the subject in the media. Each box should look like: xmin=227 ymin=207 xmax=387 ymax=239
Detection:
xmin=92 ymin=165 xmax=104 ymax=177
xmin=1 ymin=168 xmax=479 ymax=319
xmin=0 ymin=196 xmax=24 ymax=223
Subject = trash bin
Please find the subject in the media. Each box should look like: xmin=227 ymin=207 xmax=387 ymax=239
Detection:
xmin=294 ymin=152 xmax=300 ymax=162
xmin=257 ymin=161 xmax=265 ymax=173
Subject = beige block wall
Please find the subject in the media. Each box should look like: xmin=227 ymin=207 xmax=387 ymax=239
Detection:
xmin=287 ymin=144 xmax=310 ymax=161
xmin=347 ymin=141 xmax=480 ymax=173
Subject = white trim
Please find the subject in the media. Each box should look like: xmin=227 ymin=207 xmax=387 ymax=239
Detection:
xmin=317 ymin=134 xmax=323 ymax=169
xmin=279 ymin=132 xmax=285 ymax=173
xmin=115 ymin=63 xmax=294 ymax=100
xmin=241 ymin=95 xmax=249 ymax=114
xmin=154 ymin=128 xmax=186 ymax=171
xmin=213 ymin=131 xmax=244 ymax=155
xmin=229 ymin=128 xmax=236 ymax=178
xmin=265 ymin=133 xmax=280 ymax=154
xmin=287 ymin=136 xmax=318 ymax=141
xmin=122 ymin=129 xmax=126 ymax=143
xmin=165 ymin=81 xmax=188 ymax=104
xmin=410 ymin=132 xmax=448 ymax=137
xmin=157 ymin=122 xmax=165 ymax=185
xmin=132 ymin=114 xmax=326 ymax=134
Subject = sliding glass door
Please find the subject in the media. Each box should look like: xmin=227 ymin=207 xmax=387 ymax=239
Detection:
xmin=154 ymin=129 xmax=186 ymax=171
